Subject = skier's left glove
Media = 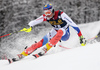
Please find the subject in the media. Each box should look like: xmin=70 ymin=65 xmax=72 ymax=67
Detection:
xmin=79 ymin=35 xmax=86 ymax=46
xmin=20 ymin=27 xmax=32 ymax=32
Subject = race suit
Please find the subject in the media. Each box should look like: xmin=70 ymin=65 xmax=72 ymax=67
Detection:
xmin=21 ymin=10 xmax=82 ymax=55
xmin=28 ymin=10 xmax=82 ymax=46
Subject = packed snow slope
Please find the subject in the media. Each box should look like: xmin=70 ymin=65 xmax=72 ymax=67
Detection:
xmin=0 ymin=42 xmax=100 ymax=70
xmin=0 ymin=21 xmax=100 ymax=70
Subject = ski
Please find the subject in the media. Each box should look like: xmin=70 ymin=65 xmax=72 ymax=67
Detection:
xmin=8 ymin=59 xmax=13 ymax=64
xmin=8 ymin=58 xmax=19 ymax=64
xmin=59 ymin=36 xmax=98 ymax=49
xmin=59 ymin=45 xmax=71 ymax=49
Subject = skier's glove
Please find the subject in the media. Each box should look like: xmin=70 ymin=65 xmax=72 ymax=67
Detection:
xmin=20 ymin=27 xmax=32 ymax=32
xmin=79 ymin=35 xmax=86 ymax=46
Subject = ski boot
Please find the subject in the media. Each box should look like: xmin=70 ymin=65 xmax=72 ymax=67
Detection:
xmin=8 ymin=54 xmax=24 ymax=64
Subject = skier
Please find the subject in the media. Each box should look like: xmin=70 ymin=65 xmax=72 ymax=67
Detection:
xmin=8 ymin=4 xmax=86 ymax=63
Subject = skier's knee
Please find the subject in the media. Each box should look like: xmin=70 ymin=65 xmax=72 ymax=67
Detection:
xmin=59 ymin=28 xmax=66 ymax=36
xmin=61 ymin=33 xmax=70 ymax=41
xmin=42 ymin=35 xmax=48 ymax=46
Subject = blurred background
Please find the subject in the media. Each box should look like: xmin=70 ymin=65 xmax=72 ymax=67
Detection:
xmin=0 ymin=0 xmax=100 ymax=59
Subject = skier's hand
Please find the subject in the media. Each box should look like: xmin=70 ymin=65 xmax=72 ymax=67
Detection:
xmin=79 ymin=35 xmax=86 ymax=46
xmin=20 ymin=27 xmax=32 ymax=32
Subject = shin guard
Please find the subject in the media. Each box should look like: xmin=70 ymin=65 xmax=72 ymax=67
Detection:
xmin=46 ymin=29 xmax=63 ymax=51
xmin=22 ymin=40 xmax=43 ymax=55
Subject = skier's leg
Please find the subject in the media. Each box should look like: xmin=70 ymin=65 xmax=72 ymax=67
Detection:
xmin=8 ymin=29 xmax=58 ymax=63
xmin=21 ymin=40 xmax=43 ymax=56
xmin=61 ymin=27 xmax=70 ymax=41
xmin=45 ymin=28 xmax=65 ymax=51
xmin=21 ymin=28 xmax=57 ymax=56
xmin=8 ymin=38 xmax=45 ymax=63
xmin=42 ymin=28 xmax=57 ymax=46
xmin=32 ymin=28 xmax=66 ymax=58
xmin=8 ymin=40 xmax=43 ymax=63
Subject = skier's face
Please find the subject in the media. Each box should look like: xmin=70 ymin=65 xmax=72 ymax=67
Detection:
xmin=44 ymin=10 xmax=52 ymax=15
xmin=44 ymin=9 xmax=53 ymax=19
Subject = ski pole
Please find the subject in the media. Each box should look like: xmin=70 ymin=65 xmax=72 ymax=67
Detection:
xmin=59 ymin=35 xmax=98 ymax=49
xmin=0 ymin=27 xmax=32 ymax=38
xmin=59 ymin=45 xmax=71 ymax=49
xmin=0 ymin=30 xmax=22 ymax=38
xmin=86 ymin=35 xmax=98 ymax=44
xmin=87 ymin=35 xmax=98 ymax=41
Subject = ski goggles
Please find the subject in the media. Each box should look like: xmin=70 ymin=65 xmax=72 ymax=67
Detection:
xmin=44 ymin=10 xmax=52 ymax=16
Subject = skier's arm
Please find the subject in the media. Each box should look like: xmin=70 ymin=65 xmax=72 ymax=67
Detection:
xmin=21 ymin=15 xmax=46 ymax=32
xmin=61 ymin=12 xmax=86 ymax=46
xmin=61 ymin=12 xmax=82 ymax=37
xmin=28 ymin=15 xmax=45 ymax=27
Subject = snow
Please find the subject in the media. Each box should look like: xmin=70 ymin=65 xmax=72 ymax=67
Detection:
xmin=0 ymin=21 xmax=100 ymax=70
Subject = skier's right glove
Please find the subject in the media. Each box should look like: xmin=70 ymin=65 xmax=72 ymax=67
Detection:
xmin=79 ymin=35 xmax=86 ymax=46
xmin=20 ymin=26 xmax=32 ymax=32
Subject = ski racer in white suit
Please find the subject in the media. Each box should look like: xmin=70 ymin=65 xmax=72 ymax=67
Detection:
xmin=8 ymin=4 xmax=86 ymax=63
